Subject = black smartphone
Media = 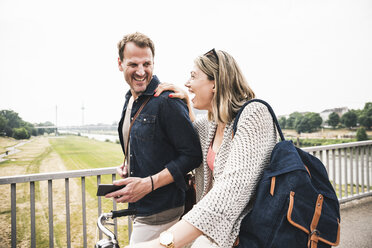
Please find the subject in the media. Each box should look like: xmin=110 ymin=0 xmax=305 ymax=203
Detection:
xmin=96 ymin=184 xmax=125 ymax=196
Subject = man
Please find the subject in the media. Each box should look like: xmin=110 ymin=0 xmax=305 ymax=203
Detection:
xmin=106 ymin=32 xmax=202 ymax=244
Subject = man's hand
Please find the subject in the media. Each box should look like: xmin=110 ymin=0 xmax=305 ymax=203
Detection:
xmin=105 ymin=177 xmax=152 ymax=203
xmin=117 ymin=162 xmax=128 ymax=178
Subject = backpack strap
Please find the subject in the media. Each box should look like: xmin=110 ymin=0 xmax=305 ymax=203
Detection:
xmin=232 ymin=99 xmax=285 ymax=141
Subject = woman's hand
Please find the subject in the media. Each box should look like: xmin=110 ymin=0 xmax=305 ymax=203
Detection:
xmin=154 ymin=83 xmax=189 ymax=101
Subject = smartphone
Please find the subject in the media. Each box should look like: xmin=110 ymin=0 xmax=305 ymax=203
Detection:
xmin=96 ymin=184 xmax=125 ymax=196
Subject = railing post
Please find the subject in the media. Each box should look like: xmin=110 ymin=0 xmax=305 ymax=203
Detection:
xmin=11 ymin=183 xmax=16 ymax=248
xmin=338 ymin=148 xmax=342 ymax=198
xmin=325 ymin=150 xmax=329 ymax=174
xmin=350 ymin=147 xmax=354 ymax=197
xmin=97 ymin=175 xmax=102 ymax=240
xmin=81 ymin=176 xmax=87 ymax=248
xmin=65 ymin=178 xmax=71 ymax=248
xmin=112 ymin=174 xmax=118 ymax=236
xmin=361 ymin=146 xmax=365 ymax=193
xmin=344 ymin=148 xmax=348 ymax=198
xmin=48 ymin=180 xmax=54 ymax=248
xmin=368 ymin=145 xmax=371 ymax=192
xmin=30 ymin=181 xmax=36 ymax=248
xmin=356 ymin=147 xmax=359 ymax=194
xmin=332 ymin=149 xmax=336 ymax=190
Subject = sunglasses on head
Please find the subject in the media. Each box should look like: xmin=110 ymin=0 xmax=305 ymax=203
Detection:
xmin=204 ymin=48 xmax=219 ymax=64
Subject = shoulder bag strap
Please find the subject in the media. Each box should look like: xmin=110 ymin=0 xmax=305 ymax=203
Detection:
xmin=124 ymin=96 xmax=152 ymax=162
xmin=232 ymin=99 xmax=285 ymax=141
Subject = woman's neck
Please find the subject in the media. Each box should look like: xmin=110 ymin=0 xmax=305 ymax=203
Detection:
xmin=212 ymin=122 xmax=226 ymax=153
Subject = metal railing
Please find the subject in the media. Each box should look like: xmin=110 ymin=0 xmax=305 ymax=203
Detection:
xmin=0 ymin=167 xmax=122 ymax=248
xmin=0 ymin=140 xmax=371 ymax=247
xmin=302 ymin=140 xmax=372 ymax=203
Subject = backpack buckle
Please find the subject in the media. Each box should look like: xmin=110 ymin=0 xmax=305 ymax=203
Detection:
xmin=308 ymin=229 xmax=320 ymax=248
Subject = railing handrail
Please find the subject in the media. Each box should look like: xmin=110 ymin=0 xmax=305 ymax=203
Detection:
xmin=2 ymin=140 xmax=371 ymax=185
xmin=302 ymin=140 xmax=372 ymax=152
xmin=0 ymin=166 xmax=117 ymax=185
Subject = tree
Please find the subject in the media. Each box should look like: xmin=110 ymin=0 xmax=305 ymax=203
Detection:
xmin=358 ymin=102 xmax=372 ymax=130
xmin=327 ymin=112 xmax=340 ymax=129
xmin=294 ymin=112 xmax=322 ymax=133
xmin=12 ymin=127 xmax=30 ymax=139
xmin=356 ymin=127 xmax=368 ymax=141
xmin=0 ymin=110 xmax=22 ymax=128
xmin=295 ymin=117 xmax=311 ymax=134
xmin=306 ymin=112 xmax=322 ymax=131
xmin=278 ymin=117 xmax=286 ymax=129
xmin=341 ymin=111 xmax=358 ymax=129
xmin=286 ymin=112 xmax=302 ymax=129
xmin=0 ymin=115 xmax=8 ymax=136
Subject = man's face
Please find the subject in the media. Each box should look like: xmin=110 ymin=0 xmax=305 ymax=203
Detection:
xmin=118 ymin=42 xmax=154 ymax=99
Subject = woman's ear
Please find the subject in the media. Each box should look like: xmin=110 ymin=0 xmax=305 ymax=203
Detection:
xmin=212 ymin=81 xmax=216 ymax=93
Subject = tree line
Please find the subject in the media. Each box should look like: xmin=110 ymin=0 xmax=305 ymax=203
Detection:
xmin=0 ymin=110 xmax=55 ymax=139
xmin=278 ymin=102 xmax=371 ymax=140
xmin=1 ymin=102 xmax=371 ymax=141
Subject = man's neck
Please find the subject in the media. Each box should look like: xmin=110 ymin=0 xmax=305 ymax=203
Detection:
xmin=130 ymin=90 xmax=141 ymax=100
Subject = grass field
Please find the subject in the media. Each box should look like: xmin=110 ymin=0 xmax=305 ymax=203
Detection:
xmin=0 ymin=135 xmax=129 ymax=248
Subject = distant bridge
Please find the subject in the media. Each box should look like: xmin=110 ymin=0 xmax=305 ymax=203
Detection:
xmin=33 ymin=125 xmax=117 ymax=130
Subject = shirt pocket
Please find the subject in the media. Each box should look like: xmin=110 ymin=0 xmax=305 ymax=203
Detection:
xmin=131 ymin=114 xmax=156 ymax=141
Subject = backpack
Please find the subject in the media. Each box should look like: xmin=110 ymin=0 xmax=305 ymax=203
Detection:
xmin=233 ymin=99 xmax=341 ymax=248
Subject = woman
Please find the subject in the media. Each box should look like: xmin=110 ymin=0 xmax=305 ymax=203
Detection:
xmin=126 ymin=49 xmax=277 ymax=248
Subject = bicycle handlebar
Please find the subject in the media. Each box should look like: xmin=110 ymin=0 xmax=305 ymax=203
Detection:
xmin=111 ymin=209 xmax=137 ymax=218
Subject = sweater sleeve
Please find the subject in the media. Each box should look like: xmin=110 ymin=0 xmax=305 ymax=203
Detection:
xmin=192 ymin=115 xmax=210 ymax=202
xmin=183 ymin=102 xmax=277 ymax=247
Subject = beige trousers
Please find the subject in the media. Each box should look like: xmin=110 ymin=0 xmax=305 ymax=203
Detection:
xmin=129 ymin=218 xmax=179 ymax=244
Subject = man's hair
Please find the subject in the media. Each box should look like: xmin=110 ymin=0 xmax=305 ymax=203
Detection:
xmin=195 ymin=50 xmax=255 ymax=124
xmin=117 ymin=32 xmax=155 ymax=61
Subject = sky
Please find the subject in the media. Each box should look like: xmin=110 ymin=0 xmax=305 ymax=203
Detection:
xmin=0 ymin=0 xmax=371 ymax=126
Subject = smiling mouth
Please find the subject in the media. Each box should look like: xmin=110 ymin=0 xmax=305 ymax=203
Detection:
xmin=133 ymin=76 xmax=146 ymax=82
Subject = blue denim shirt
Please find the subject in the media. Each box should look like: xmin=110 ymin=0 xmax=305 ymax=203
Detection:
xmin=118 ymin=75 xmax=202 ymax=216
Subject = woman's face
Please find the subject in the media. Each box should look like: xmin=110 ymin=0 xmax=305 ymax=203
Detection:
xmin=185 ymin=65 xmax=215 ymax=111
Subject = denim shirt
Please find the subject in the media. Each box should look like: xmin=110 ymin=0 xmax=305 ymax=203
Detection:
xmin=118 ymin=75 xmax=202 ymax=216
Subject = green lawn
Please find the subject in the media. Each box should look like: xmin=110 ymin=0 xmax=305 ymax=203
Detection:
xmin=50 ymin=135 xmax=123 ymax=170
xmin=50 ymin=135 xmax=124 ymax=196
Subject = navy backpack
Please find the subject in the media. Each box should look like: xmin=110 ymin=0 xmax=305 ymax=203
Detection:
xmin=233 ymin=99 xmax=341 ymax=248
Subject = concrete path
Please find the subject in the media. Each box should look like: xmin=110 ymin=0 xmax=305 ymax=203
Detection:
xmin=338 ymin=196 xmax=372 ymax=248
xmin=0 ymin=140 xmax=31 ymax=162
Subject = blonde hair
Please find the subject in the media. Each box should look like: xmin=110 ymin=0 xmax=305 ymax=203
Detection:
xmin=117 ymin=32 xmax=155 ymax=61
xmin=195 ymin=49 xmax=255 ymax=124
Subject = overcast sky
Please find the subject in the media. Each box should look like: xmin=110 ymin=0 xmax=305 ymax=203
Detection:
xmin=1 ymin=0 xmax=371 ymax=126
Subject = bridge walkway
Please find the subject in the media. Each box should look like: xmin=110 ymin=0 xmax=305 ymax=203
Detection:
xmin=338 ymin=196 xmax=372 ymax=248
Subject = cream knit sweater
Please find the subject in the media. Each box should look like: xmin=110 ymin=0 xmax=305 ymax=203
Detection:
xmin=183 ymin=102 xmax=277 ymax=247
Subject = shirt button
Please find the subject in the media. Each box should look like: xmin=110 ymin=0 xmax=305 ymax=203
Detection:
xmin=144 ymin=118 xmax=147 ymax=122
xmin=130 ymin=172 xmax=134 ymax=175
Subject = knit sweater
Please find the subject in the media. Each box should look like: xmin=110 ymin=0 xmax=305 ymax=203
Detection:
xmin=183 ymin=102 xmax=277 ymax=247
